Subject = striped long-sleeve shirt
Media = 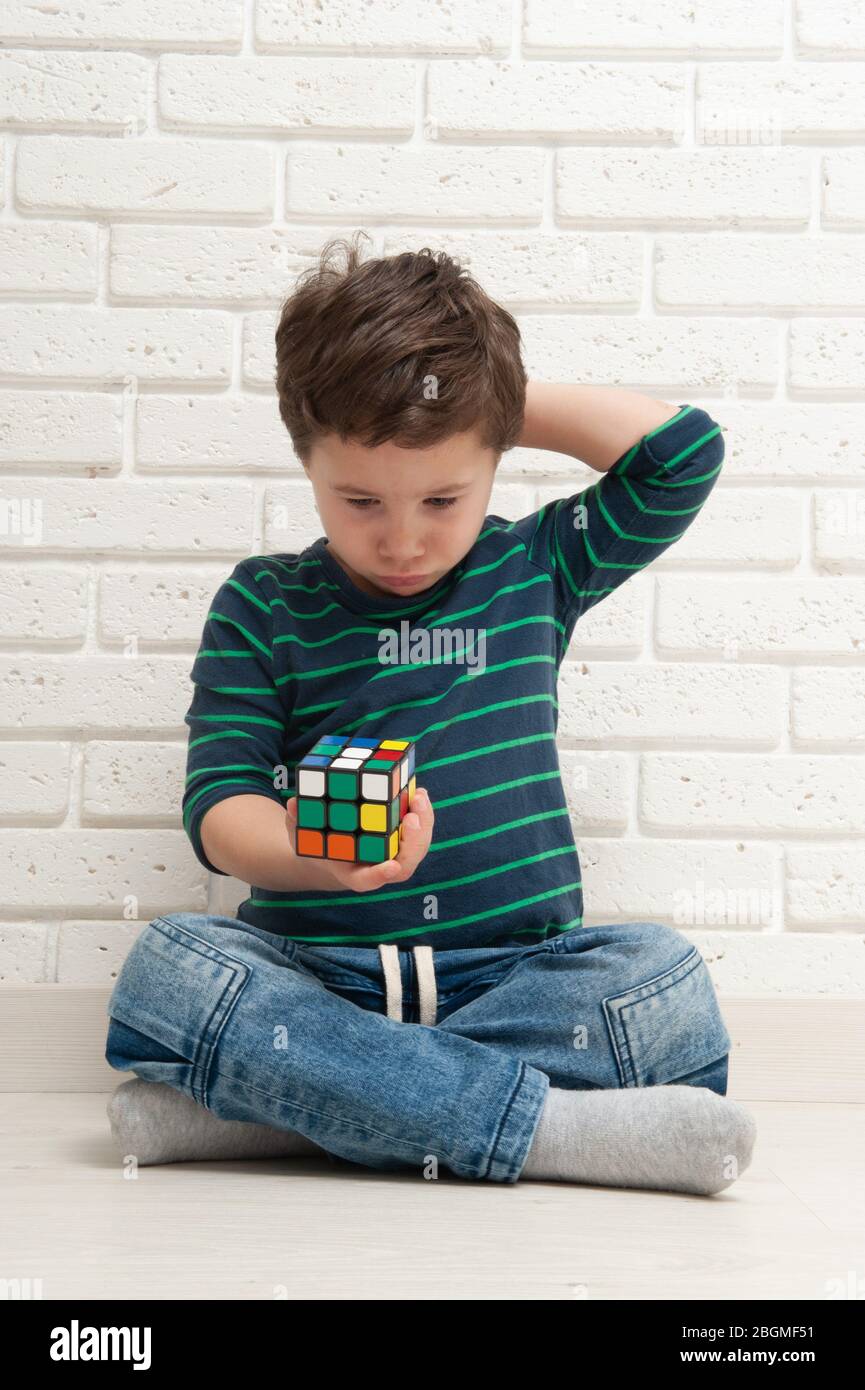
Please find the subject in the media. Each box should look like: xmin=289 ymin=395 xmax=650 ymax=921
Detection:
xmin=182 ymin=402 xmax=724 ymax=949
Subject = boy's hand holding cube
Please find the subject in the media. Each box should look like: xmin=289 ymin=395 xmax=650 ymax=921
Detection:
xmin=285 ymin=736 xmax=434 ymax=893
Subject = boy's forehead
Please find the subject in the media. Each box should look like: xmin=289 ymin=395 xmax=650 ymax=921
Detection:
xmin=309 ymin=428 xmax=493 ymax=490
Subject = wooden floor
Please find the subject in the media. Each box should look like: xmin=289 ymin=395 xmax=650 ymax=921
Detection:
xmin=1 ymin=1093 xmax=863 ymax=1300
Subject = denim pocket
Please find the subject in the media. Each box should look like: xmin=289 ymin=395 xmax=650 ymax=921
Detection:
xmin=601 ymin=947 xmax=731 ymax=1088
xmin=106 ymin=917 xmax=252 ymax=1107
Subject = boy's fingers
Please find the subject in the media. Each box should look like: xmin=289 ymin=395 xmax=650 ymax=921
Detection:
xmin=293 ymin=786 xmax=433 ymax=891
xmin=388 ymin=812 xmax=427 ymax=874
xmin=334 ymin=861 xmax=400 ymax=893
xmin=337 ymin=814 xmax=426 ymax=890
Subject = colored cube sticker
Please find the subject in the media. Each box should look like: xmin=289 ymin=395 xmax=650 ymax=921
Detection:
xmin=294 ymin=736 xmax=417 ymax=864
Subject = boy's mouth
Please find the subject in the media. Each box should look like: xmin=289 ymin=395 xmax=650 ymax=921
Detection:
xmin=378 ymin=573 xmax=429 ymax=588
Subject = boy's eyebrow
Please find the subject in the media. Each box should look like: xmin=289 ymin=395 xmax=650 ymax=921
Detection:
xmin=331 ymin=481 xmax=474 ymax=496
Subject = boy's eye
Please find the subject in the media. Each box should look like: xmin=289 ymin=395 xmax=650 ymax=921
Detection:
xmin=344 ymin=497 xmax=458 ymax=510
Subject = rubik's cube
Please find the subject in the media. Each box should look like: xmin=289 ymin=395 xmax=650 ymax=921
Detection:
xmin=294 ymin=736 xmax=417 ymax=863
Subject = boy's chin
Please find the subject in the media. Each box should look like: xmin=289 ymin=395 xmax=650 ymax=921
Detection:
xmin=373 ymin=574 xmax=435 ymax=595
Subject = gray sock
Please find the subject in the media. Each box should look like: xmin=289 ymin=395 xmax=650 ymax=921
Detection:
xmin=106 ymin=1079 xmax=332 ymax=1167
xmin=520 ymin=1084 xmax=757 ymax=1196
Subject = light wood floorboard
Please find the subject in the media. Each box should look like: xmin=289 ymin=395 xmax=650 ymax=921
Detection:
xmin=1 ymin=1094 xmax=862 ymax=1301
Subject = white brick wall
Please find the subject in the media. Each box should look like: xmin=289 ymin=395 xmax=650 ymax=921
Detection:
xmin=1 ymin=0 xmax=863 ymax=990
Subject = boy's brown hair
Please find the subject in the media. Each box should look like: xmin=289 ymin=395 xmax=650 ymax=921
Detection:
xmin=275 ymin=231 xmax=526 ymax=466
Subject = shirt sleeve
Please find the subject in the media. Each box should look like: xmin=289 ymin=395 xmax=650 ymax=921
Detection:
xmin=508 ymin=403 xmax=725 ymax=653
xmin=181 ymin=559 xmax=289 ymax=876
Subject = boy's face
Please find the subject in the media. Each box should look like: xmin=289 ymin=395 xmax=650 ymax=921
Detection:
xmin=303 ymin=428 xmax=498 ymax=600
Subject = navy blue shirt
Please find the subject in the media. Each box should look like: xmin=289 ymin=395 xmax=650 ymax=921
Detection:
xmin=182 ymin=403 xmax=725 ymax=948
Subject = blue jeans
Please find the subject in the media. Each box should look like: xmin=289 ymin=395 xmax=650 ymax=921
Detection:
xmin=104 ymin=913 xmax=731 ymax=1184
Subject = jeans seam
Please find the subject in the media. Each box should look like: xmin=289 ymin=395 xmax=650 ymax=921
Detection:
xmin=208 ymin=1065 xmax=475 ymax=1177
xmin=481 ymin=1060 xmax=535 ymax=1181
xmin=149 ymin=918 xmax=252 ymax=1108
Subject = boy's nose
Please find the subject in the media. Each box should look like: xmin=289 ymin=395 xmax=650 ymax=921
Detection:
xmin=380 ymin=539 xmax=426 ymax=566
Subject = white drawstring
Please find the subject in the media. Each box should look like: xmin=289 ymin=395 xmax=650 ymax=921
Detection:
xmin=377 ymin=943 xmax=403 ymax=1022
xmin=377 ymin=943 xmax=437 ymax=1026
xmin=413 ymin=946 xmax=437 ymax=1027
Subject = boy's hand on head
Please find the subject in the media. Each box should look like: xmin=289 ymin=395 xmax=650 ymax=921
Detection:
xmin=285 ymin=788 xmax=434 ymax=894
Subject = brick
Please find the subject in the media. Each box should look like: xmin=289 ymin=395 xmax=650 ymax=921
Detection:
xmin=98 ymin=567 xmax=229 ymax=644
xmin=524 ymin=0 xmax=785 ymax=55
xmin=0 ymin=223 xmax=96 ymax=295
xmin=786 ymin=845 xmax=865 ymax=928
xmin=789 ymin=319 xmax=865 ymax=392
xmin=505 ymin=448 xmax=597 ymax=483
xmin=57 ymin=920 xmax=149 ymax=985
xmin=0 ymin=742 xmax=71 ymax=821
xmin=0 ymin=307 xmax=231 ymax=383
xmin=648 ymin=490 xmax=802 ymax=569
xmin=0 ymin=1 xmax=243 ymax=48
xmin=264 ymin=481 xmax=349 ymax=553
xmin=0 ymin=50 xmax=148 ymax=130
xmin=0 ymin=657 xmax=191 ymax=731
xmin=17 ymin=136 xmax=273 ymax=217
xmin=557 ymin=750 xmax=630 ymax=831
xmin=695 ymin=933 xmax=865 ymax=984
xmin=242 ymin=311 xmax=278 ymax=386
xmin=285 ymin=143 xmax=544 ymax=221
xmin=0 ymin=923 xmax=50 ymax=983
xmin=695 ymin=401 xmax=865 ymax=481
xmin=640 ymin=752 xmax=865 ymax=833
xmin=255 ymin=0 xmax=510 ymax=53
xmin=577 ymin=834 xmax=779 ymax=926
xmin=135 ymin=395 xmax=297 ymax=472
xmin=0 ymin=830 xmax=206 ymax=913
xmin=557 ymin=662 xmax=784 ymax=743
xmin=82 ymin=741 xmax=185 ymax=822
xmin=698 ymin=62 xmax=865 ymax=139
xmin=0 ymin=480 xmax=252 ymax=552
xmin=0 ymin=391 xmax=121 ymax=473
xmin=0 ymin=565 xmax=87 ymax=641
xmin=519 ymin=315 xmax=778 ymax=389
xmin=657 ymin=577 xmax=865 ymax=657
xmin=488 ymin=479 xmax=536 ymax=521
xmin=797 ymin=1 xmax=865 ymax=57
xmin=656 ymin=233 xmax=865 ymax=308
xmin=557 ymin=148 xmax=809 ymax=226
xmin=159 ymin=55 xmax=414 ymax=132
xmin=428 ymin=60 xmax=685 ymax=139
xmin=792 ymin=669 xmax=865 ymax=747
xmin=814 ymin=490 xmax=865 ymax=569
xmin=823 ymin=152 xmax=865 ymax=227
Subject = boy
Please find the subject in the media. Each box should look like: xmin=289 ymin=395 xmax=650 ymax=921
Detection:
xmin=105 ymin=235 xmax=756 ymax=1194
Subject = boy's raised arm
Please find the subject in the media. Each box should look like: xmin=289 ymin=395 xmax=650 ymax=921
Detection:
xmin=507 ymin=383 xmax=726 ymax=650
xmin=517 ymin=382 xmax=682 ymax=472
